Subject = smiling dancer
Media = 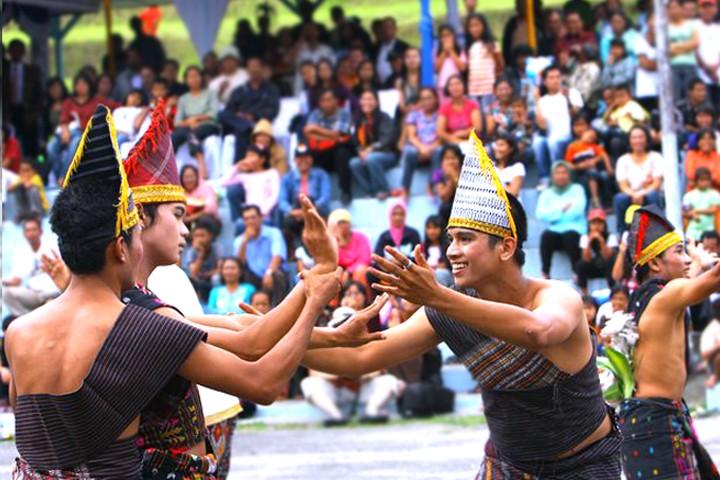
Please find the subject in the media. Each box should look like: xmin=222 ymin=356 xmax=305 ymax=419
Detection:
xmin=619 ymin=206 xmax=720 ymax=480
xmin=7 ymin=105 xmax=342 ymax=479
xmin=303 ymin=131 xmax=621 ymax=478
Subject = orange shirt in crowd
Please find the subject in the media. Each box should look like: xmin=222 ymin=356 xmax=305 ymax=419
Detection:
xmin=565 ymin=140 xmax=606 ymax=165
xmin=139 ymin=5 xmax=162 ymax=36
xmin=685 ymin=149 xmax=720 ymax=191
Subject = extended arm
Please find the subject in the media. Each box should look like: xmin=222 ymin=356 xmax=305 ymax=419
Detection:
xmin=655 ymin=260 xmax=720 ymax=316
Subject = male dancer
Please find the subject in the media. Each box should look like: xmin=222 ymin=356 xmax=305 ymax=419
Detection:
xmin=7 ymin=105 xmax=341 ymax=478
xmin=122 ymin=100 xmax=385 ymax=478
xmin=619 ymin=206 xmax=720 ymax=479
xmin=304 ymin=131 xmax=621 ymax=478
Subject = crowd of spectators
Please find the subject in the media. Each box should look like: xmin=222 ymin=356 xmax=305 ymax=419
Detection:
xmin=2 ymin=0 xmax=720 ymax=411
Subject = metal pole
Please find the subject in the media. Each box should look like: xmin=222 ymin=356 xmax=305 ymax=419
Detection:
xmin=525 ymin=0 xmax=537 ymax=52
xmin=653 ymin=0 xmax=682 ymax=230
xmin=419 ymin=0 xmax=434 ymax=87
xmin=104 ymin=0 xmax=115 ymax=78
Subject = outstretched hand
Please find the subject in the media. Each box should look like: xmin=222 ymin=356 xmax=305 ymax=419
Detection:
xmin=369 ymin=245 xmax=442 ymax=306
xmin=333 ymin=293 xmax=389 ymax=347
xmin=40 ymin=251 xmax=71 ymax=292
xmin=300 ymin=195 xmax=337 ymax=272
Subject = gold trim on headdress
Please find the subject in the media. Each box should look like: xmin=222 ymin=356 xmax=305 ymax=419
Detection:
xmin=636 ymin=231 xmax=683 ymax=266
xmin=63 ymin=106 xmax=139 ymax=238
xmin=447 ymin=130 xmax=518 ymax=240
xmin=131 ymin=185 xmax=187 ymax=204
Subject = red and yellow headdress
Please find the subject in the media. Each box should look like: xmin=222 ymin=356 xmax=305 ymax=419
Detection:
xmin=124 ymin=98 xmax=186 ymax=205
xmin=63 ymin=104 xmax=139 ymax=238
xmin=628 ymin=205 xmax=683 ymax=267
xmin=448 ymin=130 xmax=518 ymax=240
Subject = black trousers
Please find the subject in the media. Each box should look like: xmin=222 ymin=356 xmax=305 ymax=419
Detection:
xmin=576 ymin=254 xmax=617 ymax=289
xmin=312 ymin=142 xmax=355 ymax=196
xmin=218 ymin=109 xmax=254 ymax=162
xmin=171 ymin=123 xmax=221 ymax=156
xmin=540 ymin=230 xmax=581 ymax=276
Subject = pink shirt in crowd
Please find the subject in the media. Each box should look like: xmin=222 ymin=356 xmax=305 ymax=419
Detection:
xmin=224 ymin=169 xmax=280 ymax=218
xmin=439 ymin=98 xmax=479 ymax=134
xmin=187 ymin=182 xmax=219 ymax=219
xmin=338 ymin=231 xmax=372 ymax=273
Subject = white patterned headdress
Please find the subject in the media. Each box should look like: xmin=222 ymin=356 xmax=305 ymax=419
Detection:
xmin=448 ymin=131 xmax=517 ymax=240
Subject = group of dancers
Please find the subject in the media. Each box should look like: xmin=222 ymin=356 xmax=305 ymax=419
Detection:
xmin=6 ymin=100 xmax=720 ymax=479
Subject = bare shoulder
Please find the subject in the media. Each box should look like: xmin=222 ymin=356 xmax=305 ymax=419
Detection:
xmin=532 ymin=278 xmax=583 ymax=310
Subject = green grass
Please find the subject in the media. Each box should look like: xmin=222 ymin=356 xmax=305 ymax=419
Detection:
xmin=1 ymin=0 xmax=571 ymax=82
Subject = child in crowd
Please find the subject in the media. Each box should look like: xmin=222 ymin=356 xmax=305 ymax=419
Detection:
xmin=430 ymin=145 xmax=464 ymax=224
xmin=596 ymin=284 xmax=630 ymax=332
xmin=421 ymin=215 xmax=452 ymax=287
xmin=249 ymin=290 xmax=272 ymax=315
xmin=435 ymin=24 xmax=467 ymax=105
xmin=112 ymin=89 xmax=147 ymax=146
xmin=7 ymin=159 xmax=48 ymax=223
xmin=207 ymin=257 xmax=256 ymax=315
xmin=565 ymin=114 xmax=613 ymax=208
xmin=683 ymin=167 xmax=720 ymax=242
xmin=686 ymin=107 xmax=719 ymax=151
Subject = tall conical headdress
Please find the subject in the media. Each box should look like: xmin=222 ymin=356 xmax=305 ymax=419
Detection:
xmin=448 ymin=130 xmax=517 ymax=239
xmin=124 ymin=98 xmax=186 ymax=204
xmin=63 ymin=104 xmax=139 ymax=237
xmin=628 ymin=205 xmax=683 ymax=266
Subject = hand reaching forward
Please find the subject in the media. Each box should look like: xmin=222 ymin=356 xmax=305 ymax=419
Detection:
xmin=40 ymin=251 xmax=71 ymax=292
xmin=369 ymin=245 xmax=442 ymax=306
xmin=303 ymin=266 xmax=343 ymax=303
xmin=301 ymin=194 xmax=338 ymax=272
xmin=333 ymin=293 xmax=389 ymax=347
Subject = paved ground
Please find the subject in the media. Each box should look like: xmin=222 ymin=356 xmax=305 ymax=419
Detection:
xmin=2 ymin=415 xmax=720 ymax=479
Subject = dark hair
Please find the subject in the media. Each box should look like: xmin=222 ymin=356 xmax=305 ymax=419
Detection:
xmin=582 ymin=294 xmax=599 ymax=310
xmin=194 ymin=214 xmax=220 ymax=238
xmin=299 ymin=59 xmax=315 ymax=70
xmin=164 ymin=58 xmax=180 ymax=70
xmin=183 ymin=65 xmax=205 ymax=87
xmin=251 ymin=290 xmax=271 ymax=302
xmin=511 ymin=44 xmax=535 ymax=58
xmin=695 ymin=128 xmax=717 ymax=147
xmin=73 ymin=72 xmax=96 ymax=98
xmin=438 ymin=24 xmax=462 ymax=56
xmin=628 ymin=125 xmax=652 ymax=152
xmin=219 ymin=257 xmax=243 ymax=284
xmin=614 ymin=82 xmax=632 ymax=93
xmin=317 ymin=87 xmax=338 ymax=101
xmin=418 ymin=86 xmax=439 ymax=108
xmin=443 ymin=74 xmax=466 ymax=97
xmin=510 ymin=95 xmax=527 ymax=106
xmin=610 ymin=284 xmax=630 ymax=298
xmin=126 ymin=88 xmax=148 ymax=106
xmin=541 ymin=64 xmax=562 ymax=80
xmin=695 ymin=166 xmax=712 ymax=180
xmin=46 ymin=76 xmax=69 ymax=102
xmin=423 ymin=214 xmax=450 ymax=263
xmin=140 ymin=203 xmax=160 ymax=227
xmin=609 ymin=38 xmax=627 ymax=56
xmin=242 ymin=204 xmax=262 ymax=217
xmin=8 ymin=39 xmax=25 ymax=51
xmin=572 ymin=111 xmax=590 ymax=126
xmin=689 ymin=77 xmax=706 ymax=91
xmin=51 ymin=178 xmax=133 ymax=274
xmin=247 ymin=144 xmax=271 ymax=169
xmin=440 ymin=143 xmax=464 ymax=164
xmin=21 ymin=214 xmax=42 ymax=230
xmin=485 ymin=192 xmax=527 ymax=267
xmin=701 ymin=230 xmax=720 ymax=243
xmin=342 ymin=281 xmax=368 ymax=306
xmin=152 ymin=77 xmax=170 ymax=89
xmin=465 ymin=13 xmax=495 ymax=46
xmin=493 ymin=131 xmax=518 ymax=166
xmin=697 ymin=105 xmax=716 ymax=119
xmin=179 ymin=164 xmax=200 ymax=190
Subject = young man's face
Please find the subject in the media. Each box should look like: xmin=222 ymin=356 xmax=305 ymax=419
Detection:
xmin=446 ymin=228 xmax=511 ymax=288
xmin=690 ymin=83 xmax=707 ymax=104
xmin=23 ymin=220 xmax=42 ymax=245
xmin=544 ymin=70 xmax=562 ymax=93
xmin=652 ymin=243 xmax=691 ymax=280
xmin=151 ymin=83 xmax=168 ymax=101
xmin=141 ymin=202 xmax=188 ymax=267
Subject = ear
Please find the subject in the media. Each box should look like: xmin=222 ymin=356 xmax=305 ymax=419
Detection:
xmin=137 ymin=203 xmax=149 ymax=226
xmin=112 ymin=235 xmax=129 ymax=264
xmin=647 ymin=256 xmax=663 ymax=274
xmin=499 ymin=236 xmax=517 ymax=263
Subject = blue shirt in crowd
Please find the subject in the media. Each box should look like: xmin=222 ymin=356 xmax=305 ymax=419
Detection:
xmin=535 ymin=183 xmax=588 ymax=234
xmin=207 ymin=283 xmax=257 ymax=314
xmin=279 ymin=168 xmax=332 ymax=217
xmin=232 ymin=225 xmax=287 ymax=278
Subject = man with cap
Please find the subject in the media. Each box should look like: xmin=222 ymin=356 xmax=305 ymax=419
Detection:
xmin=279 ymin=143 xmax=332 ymax=250
xmin=304 ymin=131 xmax=621 ymax=477
xmin=208 ymin=46 xmax=248 ymax=106
xmin=618 ymin=205 xmax=720 ymax=479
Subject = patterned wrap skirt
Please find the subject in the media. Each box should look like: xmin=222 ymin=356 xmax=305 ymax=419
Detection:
xmin=476 ymin=412 xmax=622 ymax=479
xmin=619 ymin=398 xmax=719 ymax=480
xmin=206 ymin=416 xmax=239 ymax=480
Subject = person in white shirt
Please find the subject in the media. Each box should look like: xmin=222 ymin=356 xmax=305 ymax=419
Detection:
xmin=208 ymin=46 xmax=248 ymax=107
xmin=112 ymin=89 xmax=148 ymax=147
xmin=612 ymin=125 xmax=664 ymax=232
xmin=2 ymin=217 xmax=60 ymax=317
xmin=696 ymin=0 xmax=720 ymax=106
xmin=634 ymin=14 xmax=660 ymax=112
xmin=532 ymin=65 xmax=584 ymax=187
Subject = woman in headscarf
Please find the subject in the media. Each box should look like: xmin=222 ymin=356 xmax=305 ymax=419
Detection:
xmin=373 ymin=199 xmax=422 ymax=261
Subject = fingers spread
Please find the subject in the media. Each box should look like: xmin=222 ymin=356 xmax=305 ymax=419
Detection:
xmin=372 ymin=254 xmax=405 ymax=276
xmin=368 ymin=267 xmax=401 ymax=286
xmin=372 ymin=283 xmax=399 ymax=295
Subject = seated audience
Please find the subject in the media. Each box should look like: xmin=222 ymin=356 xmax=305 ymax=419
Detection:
xmin=279 ymin=144 xmax=331 ymax=249
xmin=304 ymin=88 xmax=356 ymax=204
xmin=685 ymin=129 xmax=720 ymax=191
xmin=112 ymin=89 xmax=147 ymax=145
xmin=565 ymin=115 xmax=613 ymax=208
xmin=554 ymin=11 xmax=597 ymax=65
xmin=374 ymin=199 xmax=422 ymax=260
xmin=224 ymin=145 xmax=281 ymax=223
xmin=493 ymin=132 xmax=525 ymax=197
xmin=233 ymin=205 xmax=288 ymax=306
xmin=435 ymin=24 xmax=467 ymax=105
xmin=2 ymin=125 xmax=21 ymax=174
xmin=250 ymin=119 xmax=288 ymax=175
xmin=432 ymin=144 xmax=464 ymax=224
xmin=613 ymin=125 xmax=664 ymax=232
xmin=182 ymin=215 xmax=222 ymax=303
xmin=395 ymin=47 xmax=422 ymax=115
xmin=2 ymin=216 xmax=60 ymax=317
xmin=180 ymin=164 xmax=219 ymax=224
xmin=349 ymin=90 xmax=398 ymax=199
xmin=172 ymin=66 xmax=221 ymax=179
xmin=6 ymin=160 xmax=48 ymax=223
xmin=599 ymin=84 xmax=649 ymax=160
xmin=422 ymin=215 xmax=453 ymax=287
xmin=683 ymin=167 xmax=720 ymax=242
xmin=536 ymin=162 xmax=587 ymax=279
xmin=207 ymin=257 xmax=257 ymax=314
xmin=219 ymin=57 xmax=280 ymax=162
xmin=488 ymin=78 xmax=514 ymax=132
xmin=576 ymin=208 xmax=618 ymax=294
xmin=600 ymin=39 xmax=635 ymax=90
xmin=208 ymin=46 xmax=248 ymax=106
xmin=398 ymin=87 xmax=442 ymax=199
xmin=437 ymin=75 xmax=485 ymax=145
xmin=329 ymin=208 xmax=372 ymax=286
xmin=596 ymin=284 xmax=631 ymax=331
